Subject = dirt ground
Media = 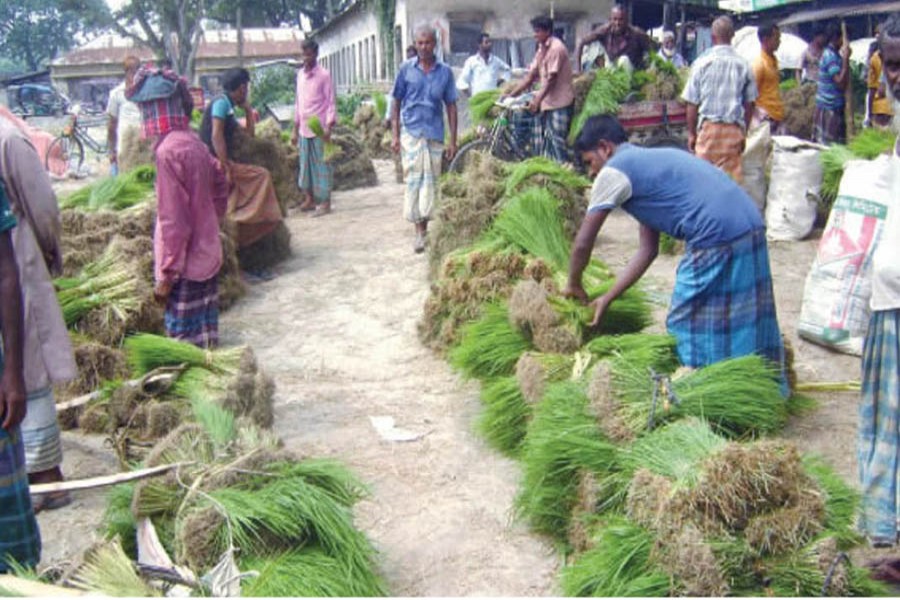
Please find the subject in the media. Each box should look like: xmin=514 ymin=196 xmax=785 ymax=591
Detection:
xmin=37 ymin=158 xmax=874 ymax=594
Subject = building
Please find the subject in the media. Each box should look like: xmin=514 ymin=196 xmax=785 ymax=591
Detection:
xmin=49 ymin=28 xmax=304 ymax=111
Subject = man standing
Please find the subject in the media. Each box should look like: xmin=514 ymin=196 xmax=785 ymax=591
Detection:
xmin=752 ymin=24 xmax=785 ymax=133
xmin=507 ymin=15 xmax=575 ymax=164
xmin=106 ymin=56 xmax=146 ymax=175
xmin=0 ymin=116 xmax=76 ymax=513
xmin=858 ymin=12 xmax=900 ymax=549
xmin=564 ymin=115 xmax=786 ymax=387
xmin=799 ymin=25 xmax=827 ymax=84
xmin=814 ymin=22 xmax=851 ymax=145
xmin=575 ymin=5 xmax=653 ymax=72
xmin=391 ymin=25 xmax=458 ymax=254
xmin=866 ymin=32 xmax=894 ymax=129
xmin=292 ymin=39 xmax=337 ymax=217
xmin=457 ymin=33 xmax=512 ymax=98
xmin=0 ymin=178 xmax=37 ymax=573
xmin=681 ymin=16 xmax=757 ymax=181
xmin=127 ymin=65 xmax=229 ymax=348
xmin=199 ymin=67 xmax=283 ymax=247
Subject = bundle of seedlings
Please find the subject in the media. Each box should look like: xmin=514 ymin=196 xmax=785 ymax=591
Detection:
xmin=447 ymin=303 xmax=531 ymax=380
xmin=515 ymin=380 xmax=616 ymax=541
xmin=420 ymin=241 xmax=554 ymax=350
xmin=125 ymin=333 xmax=246 ymax=377
xmin=468 ymin=89 xmax=502 ymax=126
xmin=584 ymin=332 xmax=677 ymax=361
xmin=492 ymin=186 xmax=576 ymax=271
xmin=819 ymin=144 xmax=855 ymax=206
xmin=353 ymin=100 xmax=392 ymax=159
xmin=59 ymin=203 xmax=156 ymax=278
xmin=232 ymin=119 xmax=303 ymax=212
xmin=476 ymin=375 xmax=531 ymax=457
xmin=848 ymin=127 xmax=896 ymax=159
xmin=782 ymin=81 xmax=817 ymax=140
xmin=99 ymin=401 xmax=387 ymax=597
xmin=515 ymin=350 xmax=587 ymax=405
xmin=568 ymin=67 xmax=631 ymax=143
xmin=428 ymin=151 xmax=506 ymax=275
xmin=70 ymin=537 xmax=160 ymax=596
xmin=603 ymin=353 xmax=788 ymax=438
xmin=307 ymin=115 xmax=341 ymax=161
xmin=59 ymin=165 xmax=156 ymax=211
xmin=329 ymin=125 xmax=379 ymax=190
xmin=56 ymin=336 xmax=131 ymax=428
xmin=502 ymin=157 xmax=590 ymax=239
xmin=572 ymin=71 xmax=596 ymax=116
xmin=217 ymin=221 xmax=247 ymax=310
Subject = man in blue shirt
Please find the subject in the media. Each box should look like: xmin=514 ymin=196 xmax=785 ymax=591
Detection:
xmin=814 ymin=22 xmax=851 ymax=145
xmin=391 ymin=25 xmax=458 ymax=253
xmin=564 ymin=115 xmax=786 ymax=387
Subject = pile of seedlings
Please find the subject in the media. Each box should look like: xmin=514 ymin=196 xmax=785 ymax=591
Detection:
xmin=782 ymin=82 xmax=818 ymax=140
xmin=353 ymin=99 xmax=392 ymax=159
xmin=330 ymin=124 xmax=379 ymax=191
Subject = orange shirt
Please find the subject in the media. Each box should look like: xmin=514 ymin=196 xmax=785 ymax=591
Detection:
xmin=752 ymin=51 xmax=784 ymax=122
xmin=868 ymin=51 xmax=893 ymax=117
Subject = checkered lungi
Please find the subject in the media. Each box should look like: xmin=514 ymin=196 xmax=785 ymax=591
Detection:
xmin=297 ymin=136 xmax=332 ymax=203
xmin=164 ymin=276 xmax=219 ymax=349
xmin=401 ymin=130 xmax=443 ymax=224
xmin=858 ymin=308 xmax=900 ymax=544
xmin=0 ymin=426 xmax=41 ymax=573
xmin=532 ymin=106 xmax=572 ymax=163
xmin=814 ymin=106 xmax=847 ymax=146
xmin=21 ymin=387 xmax=62 ymax=474
xmin=696 ymin=122 xmax=745 ymax=182
xmin=667 ymin=228 xmax=786 ymax=390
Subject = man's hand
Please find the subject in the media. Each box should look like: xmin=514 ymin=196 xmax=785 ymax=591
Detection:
xmin=562 ymin=283 xmax=590 ymax=304
xmin=0 ymin=368 xmax=26 ymax=431
xmin=323 ymin=126 xmax=332 ymax=143
xmin=527 ymin=97 xmax=542 ymax=113
xmin=687 ymin=132 xmax=697 ymax=153
xmin=445 ymin=142 xmax=457 ymax=162
xmin=153 ymin=279 xmax=174 ymax=306
xmin=392 ymin=135 xmax=401 ymax=155
xmin=588 ymin=294 xmax=612 ymax=328
xmin=290 ymin=131 xmax=298 ymax=146
xmin=840 ymin=43 xmax=851 ymax=61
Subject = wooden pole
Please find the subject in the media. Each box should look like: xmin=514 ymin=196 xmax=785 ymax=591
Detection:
xmin=29 ymin=462 xmax=192 ymax=495
xmin=842 ymin=20 xmax=854 ymax=138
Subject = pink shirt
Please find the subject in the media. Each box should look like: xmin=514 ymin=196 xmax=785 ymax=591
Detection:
xmin=529 ymin=37 xmax=575 ymax=111
xmin=154 ymin=130 xmax=229 ymax=284
xmin=295 ymin=64 xmax=337 ymax=138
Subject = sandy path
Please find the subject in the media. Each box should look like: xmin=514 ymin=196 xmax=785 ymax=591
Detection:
xmin=219 ymin=159 xmax=559 ymax=596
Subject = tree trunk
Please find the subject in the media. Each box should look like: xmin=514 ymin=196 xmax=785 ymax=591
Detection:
xmin=237 ymin=5 xmax=244 ymax=67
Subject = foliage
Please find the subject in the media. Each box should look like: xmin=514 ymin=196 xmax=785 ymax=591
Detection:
xmin=0 ymin=0 xmax=111 ymax=71
xmin=206 ymin=0 xmax=353 ymax=30
xmin=60 ymin=166 xmax=156 ymax=212
xmin=337 ymin=93 xmax=364 ymax=125
xmin=569 ymin=67 xmax=631 ymax=143
xmin=251 ymin=63 xmax=296 ymax=110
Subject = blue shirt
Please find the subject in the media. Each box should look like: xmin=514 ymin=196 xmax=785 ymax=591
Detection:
xmin=392 ymin=58 xmax=458 ymax=142
xmin=0 ymin=180 xmax=16 ymax=234
xmin=587 ymin=144 xmax=763 ymax=249
xmin=816 ymin=47 xmax=845 ymax=111
xmin=210 ymin=95 xmax=234 ymax=120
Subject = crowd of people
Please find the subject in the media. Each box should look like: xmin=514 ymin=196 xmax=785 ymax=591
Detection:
xmin=1 ymin=6 xmax=900 ymax=578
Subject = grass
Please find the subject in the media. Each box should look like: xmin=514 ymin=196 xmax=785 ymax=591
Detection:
xmin=448 ymin=304 xmax=530 ymax=380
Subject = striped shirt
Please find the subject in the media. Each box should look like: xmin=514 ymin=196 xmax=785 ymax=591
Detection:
xmin=816 ymin=47 xmax=845 ymax=111
xmin=681 ymin=45 xmax=758 ymax=129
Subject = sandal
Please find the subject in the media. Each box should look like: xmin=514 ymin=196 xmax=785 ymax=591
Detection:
xmin=310 ymin=206 xmax=332 ymax=218
xmin=32 ymin=491 xmax=73 ymax=514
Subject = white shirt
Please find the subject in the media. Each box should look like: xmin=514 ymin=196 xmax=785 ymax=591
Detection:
xmin=106 ymin=82 xmax=143 ymax=152
xmin=457 ymin=53 xmax=512 ymax=96
xmin=871 ymin=147 xmax=900 ymax=311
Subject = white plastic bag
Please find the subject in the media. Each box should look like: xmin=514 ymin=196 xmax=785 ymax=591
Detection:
xmin=797 ymin=155 xmax=893 ymax=355
xmin=741 ymin=123 xmax=771 ymax=212
xmin=765 ymin=135 xmax=825 ymax=241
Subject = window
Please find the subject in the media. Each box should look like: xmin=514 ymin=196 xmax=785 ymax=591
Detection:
xmin=448 ymin=20 xmax=484 ymax=68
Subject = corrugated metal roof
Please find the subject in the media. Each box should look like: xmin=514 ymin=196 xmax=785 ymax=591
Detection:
xmin=779 ymin=0 xmax=900 ymax=25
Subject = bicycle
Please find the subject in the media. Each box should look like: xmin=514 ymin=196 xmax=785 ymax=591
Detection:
xmin=448 ymin=96 xmax=534 ymax=173
xmin=44 ymin=106 xmax=109 ymax=173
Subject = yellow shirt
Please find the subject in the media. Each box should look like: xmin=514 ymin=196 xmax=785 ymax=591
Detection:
xmin=868 ymin=51 xmax=893 ymax=117
xmin=752 ymin=51 xmax=784 ymax=122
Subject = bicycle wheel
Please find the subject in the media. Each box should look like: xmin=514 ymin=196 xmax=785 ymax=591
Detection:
xmin=45 ymin=135 xmax=84 ymax=174
xmin=447 ymin=139 xmax=492 ymax=174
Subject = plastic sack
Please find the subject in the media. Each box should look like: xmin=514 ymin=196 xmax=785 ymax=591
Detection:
xmin=741 ymin=123 xmax=771 ymax=212
xmin=765 ymin=135 xmax=824 ymax=241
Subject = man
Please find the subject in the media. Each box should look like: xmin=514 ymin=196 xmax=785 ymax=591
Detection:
xmin=681 ymin=15 xmax=758 ymax=182
xmin=390 ymin=25 xmax=458 ymax=254
xmin=799 ymin=25 xmax=827 ymax=83
xmin=814 ymin=22 xmax=851 ymax=145
xmin=0 ymin=176 xmax=37 ymax=573
xmin=457 ymin=33 xmax=512 ymax=98
xmin=564 ymin=115 xmax=786 ymax=386
xmin=507 ymin=15 xmax=575 ymax=164
xmin=658 ymin=30 xmax=686 ymax=68
xmin=752 ymin=24 xmax=785 ymax=133
xmin=106 ymin=56 xmax=147 ymax=175
xmin=858 ymin=12 xmax=900 ymax=549
xmin=384 ymin=45 xmax=419 ymax=129
xmin=866 ymin=32 xmax=894 ymax=129
xmin=0 ymin=116 xmax=76 ymax=513
xmin=291 ymin=40 xmax=338 ymax=217
xmin=127 ymin=64 xmax=229 ymax=348
xmin=200 ymin=68 xmax=283 ymax=245
xmin=575 ymin=5 xmax=653 ymax=73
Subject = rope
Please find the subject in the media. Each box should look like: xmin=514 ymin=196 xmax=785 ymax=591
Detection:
xmin=821 ymin=551 xmax=851 ymax=595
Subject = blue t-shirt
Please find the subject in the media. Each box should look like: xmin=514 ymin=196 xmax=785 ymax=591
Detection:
xmin=391 ymin=58 xmax=458 ymax=142
xmin=816 ymin=47 xmax=845 ymax=111
xmin=0 ymin=180 xmax=17 ymax=234
xmin=587 ymin=144 xmax=763 ymax=249
xmin=210 ymin=95 xmax=234 ymax=120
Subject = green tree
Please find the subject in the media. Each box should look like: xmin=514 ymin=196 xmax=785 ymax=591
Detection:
xmin=0 ymin=0 xmax=111 ymax=72
xmin=207 ymin=0 xmax=351 ymax=31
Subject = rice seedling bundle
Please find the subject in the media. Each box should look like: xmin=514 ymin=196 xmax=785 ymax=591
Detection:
xmin=584 ymin=333 xmax=677 ymax=361
xmin=55 ymin=246 xmax=140 ymax=327
xmin=802 ymin=456 xmax=862 ymax=547
xmin=59 ymin=165 xmax=156 ymax=212
xmin=476 ymin=375 xmax=531 ymax=457
xmin=516 ymin=380 xmax=616 ymax=539
xmin=819 ymin=144 xmax=855 ymax=205
xmin=503 ymin=156 xmax=591 ymax=198
xmin=70 ymin=537 xmax=160 ymax=597
xmin=848 ymin=127 xmax=896 ymax=159
xmin=125 ymin=333 xmax=245 ymax=376
xmin=608 ymin=353 xmax=787 ymax=437
xmin=492 ymin=186 xmax=572 ymax=271
xmin=241 ymin=548 xmax=386 ymax=597
xmin=307 ymin=115 xmax=341 ymax=161
xmin=448 ymin=303 xmax=530 ymax=380
xmin=568 ymin=67 xmax=632 ymax=143
xmin=548 ymin=283 xmax=653 ymax=337
xmin=468 ymin=89 xmax=502 ymax=125
xmin=515 ymin=350 xmax=581 ymax=404
xmin=373 ymin=92 xmax=387 ymax=121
